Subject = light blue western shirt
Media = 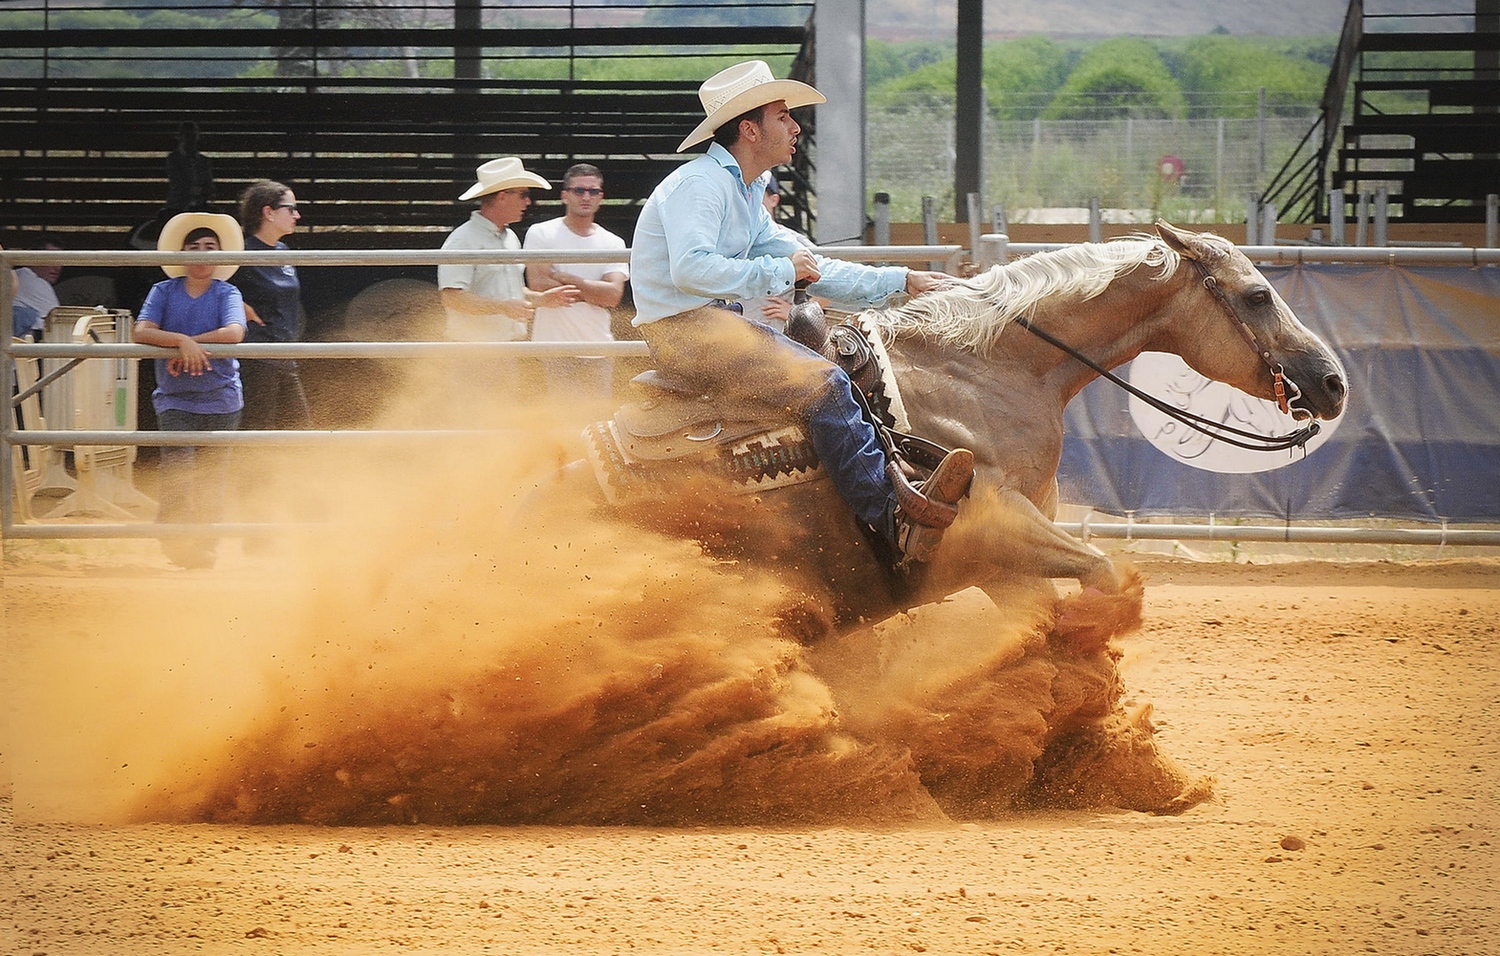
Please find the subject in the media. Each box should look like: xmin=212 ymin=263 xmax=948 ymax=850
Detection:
xmin=629 ymin=143 xmax=909 ymax=325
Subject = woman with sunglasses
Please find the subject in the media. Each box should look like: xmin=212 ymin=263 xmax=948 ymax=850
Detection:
xmin=233 ymin=179 xmax=311 ymax=431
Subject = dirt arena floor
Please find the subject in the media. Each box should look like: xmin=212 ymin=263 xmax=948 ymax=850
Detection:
xmin=6 ymin=521 xmax=1496 ymax=955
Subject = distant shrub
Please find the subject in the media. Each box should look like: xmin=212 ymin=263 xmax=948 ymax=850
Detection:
xmin=867 ymin=39 xmax=953 ymax=87
xmin=983 ymin=35 xmax=1073 ymax=121
xmin=1172 ymin=36 xmax=1326 ymax=117
xmin=1042 ymin=38 xmax=1185 ymax=120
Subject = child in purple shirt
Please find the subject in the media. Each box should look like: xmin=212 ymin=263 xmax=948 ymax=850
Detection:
xmin=133 ymin=212 xmax=247 ymax=569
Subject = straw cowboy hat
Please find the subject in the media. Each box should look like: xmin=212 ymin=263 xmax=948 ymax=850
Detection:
xmin=458 ymin=157 xmax=552 ymax=202
xmin=157 ymin=211 xmax=243 ymax=280
xmin=677 ymin=60 xmax=826 ymax=153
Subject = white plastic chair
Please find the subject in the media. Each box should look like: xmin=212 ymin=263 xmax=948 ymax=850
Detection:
xmin=39 ymin=308 xmax=155 ymax=520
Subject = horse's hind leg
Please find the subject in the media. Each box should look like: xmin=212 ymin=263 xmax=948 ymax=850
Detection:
xmin=936 ymin=487 xmax=1125 ymax=594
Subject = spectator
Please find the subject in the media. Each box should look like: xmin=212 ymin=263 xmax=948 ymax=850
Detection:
xmin=439 ymin=158 xmax=580 ymax=344
xmin=164 ymin=121 xmax=215 ymax=216
xmin=523 ymin=163 xmax=629 ymax=400
xmin=10 ymin=235 xmax=63 ymax=340
xmin=232 ymin=180 xmax=311 ymax=430
xmin=131 ymin=213 xmax=247 ymax=570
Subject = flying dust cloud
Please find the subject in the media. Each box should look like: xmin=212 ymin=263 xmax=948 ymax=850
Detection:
xmin=10 ymin=363 xmax=1211 ymax=826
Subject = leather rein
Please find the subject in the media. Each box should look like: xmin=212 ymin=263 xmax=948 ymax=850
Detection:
xmin=1012 ymin=256 xmax=1321 ymax=454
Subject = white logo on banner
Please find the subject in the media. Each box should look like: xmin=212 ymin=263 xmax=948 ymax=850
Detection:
xmin=1127 ymin=352 xmax=1342 ymax=474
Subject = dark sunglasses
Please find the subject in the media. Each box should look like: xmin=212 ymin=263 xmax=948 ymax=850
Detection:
xmin=564 ymin=187 xmax=604 ymax=197
xmin=272 ymin=203 xmax=301 ymax=213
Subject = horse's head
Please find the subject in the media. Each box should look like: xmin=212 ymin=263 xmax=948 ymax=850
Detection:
xmin=1155 ymin=221 xmax=1347 ymax=421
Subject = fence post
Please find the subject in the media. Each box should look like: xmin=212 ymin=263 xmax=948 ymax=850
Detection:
xmin=975 ymin=233 xmax=1008 ymax=272
xmin=1 ymin=260 xmax=13 ymax=531
xmin=1257 ymin=86 xmax=1267 ymax=177
xmin=873 ymin=192 xmax=891 ymax=247
xmin=1215 ymin=117 xmax=1225 ymax=212
xmin=1374 ymin=185 xmax=1389 ymax=247
xmin=1088 ymin=197 xmax=1101 ymax=243
xmin=1245 ymin=193 xmax=1260 ymax=246
xmin=966 ymin=192 xmax=983 ymax=267
xmin=1261 ymin=201 xmax=1278 ymax=246
xmin=1487 ymin=194 xmax=1498 ymax=249
xmin=991 ymin=202 xmax=1007 ymax=235
xmin=1355 ymin=189 xmax=1369 ymax=247
xmin=921 ymin=196 xmax=941 ymax=270
xmin=1330 ymin=188 xmax=1346 ymax=245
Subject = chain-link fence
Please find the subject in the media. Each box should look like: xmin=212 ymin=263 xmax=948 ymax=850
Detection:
xmin=867 ymin=107 xmax=1322 ymax=223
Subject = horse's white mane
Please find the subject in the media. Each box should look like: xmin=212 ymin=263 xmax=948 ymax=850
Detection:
xmin=865 ymin=235 xmax=1184 ymax=354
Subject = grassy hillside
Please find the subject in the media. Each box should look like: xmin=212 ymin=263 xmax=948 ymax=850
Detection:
xmin=868 ymin=0 xmax=1352 ymax=39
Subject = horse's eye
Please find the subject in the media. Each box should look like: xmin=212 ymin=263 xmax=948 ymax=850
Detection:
xmin=1246 ymin=289 xmax=1272 ymax=307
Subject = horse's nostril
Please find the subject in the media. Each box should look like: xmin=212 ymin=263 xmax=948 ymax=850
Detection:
xmin=1325 ymin=373 xmax=1346 ymax=401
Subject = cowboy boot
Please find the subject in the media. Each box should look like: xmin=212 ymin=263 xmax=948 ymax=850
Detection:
xmin=887 ymin=447 xmax=975 ymax=564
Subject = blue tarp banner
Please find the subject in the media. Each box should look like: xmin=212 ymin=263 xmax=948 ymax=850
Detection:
xmin=1058 ymin=264 xmax=1500 ymax=522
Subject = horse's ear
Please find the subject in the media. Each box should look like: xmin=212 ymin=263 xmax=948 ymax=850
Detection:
xmin=1155 ymin=220 xmax=1206 ymax=260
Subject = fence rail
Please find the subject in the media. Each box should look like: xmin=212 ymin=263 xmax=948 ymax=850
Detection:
xmin=5 ymin=242 xmax=1497 ymax=551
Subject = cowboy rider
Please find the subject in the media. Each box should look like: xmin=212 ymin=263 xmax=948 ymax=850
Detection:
xmin=629 ymin=60 xmax=975 ymax=567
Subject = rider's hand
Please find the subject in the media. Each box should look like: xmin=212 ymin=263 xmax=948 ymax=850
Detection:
xmin=790 ymin=248 xmax=821 ymax=284
xmin=905 ymin=270 xmax=954 ymax=297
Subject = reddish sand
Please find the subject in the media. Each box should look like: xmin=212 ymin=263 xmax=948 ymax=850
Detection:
xmin=6 ymin=537 xmax=1496 ymax=955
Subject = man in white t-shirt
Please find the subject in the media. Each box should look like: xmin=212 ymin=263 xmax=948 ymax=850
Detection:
xmin=523 ymin=163 xmax=629 ymax=400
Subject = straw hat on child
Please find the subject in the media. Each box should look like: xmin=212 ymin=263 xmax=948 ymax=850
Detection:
xmin=157 ymin=212 xmax=243 ymax=280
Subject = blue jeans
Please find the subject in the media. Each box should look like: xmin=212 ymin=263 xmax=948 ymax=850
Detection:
xmin=639 ymin=307 xmax=895 ymax=530
xmin=155 ymin=407 xmax=241 ymax=565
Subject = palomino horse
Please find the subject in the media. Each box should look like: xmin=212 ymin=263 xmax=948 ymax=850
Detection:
xmin=572 ymin=221 xmax=1347 ymax=629
xmin=167 ymin=222 xmax=1349 ymax=825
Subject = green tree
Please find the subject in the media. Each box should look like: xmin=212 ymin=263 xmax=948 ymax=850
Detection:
xmin=1041 ymin=37 xmax=1185 ymax=120
xmin=867 ymin=39 xmax=953 ymax=87
xmin=982 ymin=35 xmax=1071 ymax=121
xmin=1174 ymin=36 xmax=1326 ymax=117
xmin=868 ymin=54 xmax=956 ymax=111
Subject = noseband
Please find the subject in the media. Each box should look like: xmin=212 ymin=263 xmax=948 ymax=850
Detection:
xmin=1190 ymin=257 xmax=1293 ymax=416
xmin=1013 ymin=256 xmax=1321 ymax=454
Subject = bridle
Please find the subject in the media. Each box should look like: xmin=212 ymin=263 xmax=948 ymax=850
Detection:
xmin=1012 ymin=255 xmax=1322 ymax=454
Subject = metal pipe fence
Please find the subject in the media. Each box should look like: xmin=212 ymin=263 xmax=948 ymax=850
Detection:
xmin=5 ymin=243 xmax=1497 ymax=552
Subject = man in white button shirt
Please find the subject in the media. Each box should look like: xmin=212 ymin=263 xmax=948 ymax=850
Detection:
xmin=438 ymin=158 xmax=580 ymax=407
xmin=439 ymin=158 xmax=580 ymax=344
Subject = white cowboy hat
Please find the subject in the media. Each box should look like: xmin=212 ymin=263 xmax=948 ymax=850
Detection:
xmin=157 ymin=212 xmax=243 ymax=280
xmin=677 ymin=60 xmax=826 ymax=153
xmin=458 ymin=157 xmax=551 ymax=201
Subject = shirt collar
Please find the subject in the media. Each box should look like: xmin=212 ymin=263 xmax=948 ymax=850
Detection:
xmin=469 ymin=209 xmax=508 ymax=238
xmin=706 ymin=142 xmax=748 ymax=187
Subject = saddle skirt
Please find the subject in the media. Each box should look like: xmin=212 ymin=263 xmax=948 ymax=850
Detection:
xmin=582 ymin=314 xmax=907 ymax=507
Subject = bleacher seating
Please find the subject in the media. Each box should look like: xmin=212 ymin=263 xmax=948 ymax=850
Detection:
xmin=1331 ymin=23 xmax=1500 ymax=222
xmin=0 ymin=14 xmax=814 ymax=246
